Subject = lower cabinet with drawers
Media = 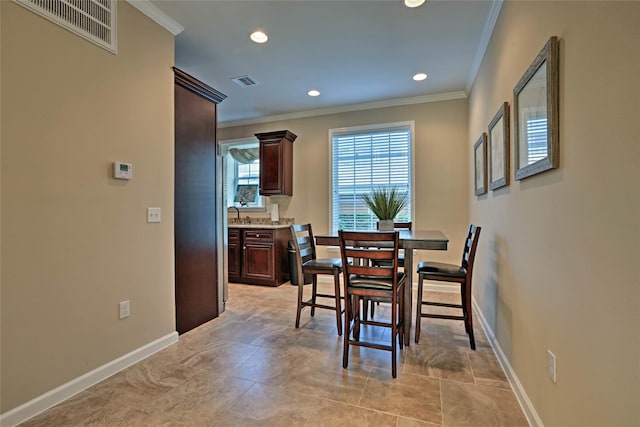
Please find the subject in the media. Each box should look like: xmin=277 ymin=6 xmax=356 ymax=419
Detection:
xmin=228 ymin=227 xmax=290 ymax=286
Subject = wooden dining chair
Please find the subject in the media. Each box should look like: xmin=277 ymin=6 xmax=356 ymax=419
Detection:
xmin=415 ymin=224 xmax=481 ymax=349
xmin=338 ymin=230 xmax=405 ymax=377
xmin=290 ymin=224 xmax=344 ymax=335
xmin=366 ymin=222 xmax=412 ymax=320
xmin=375 ymin=221 xmax=412 ymax=267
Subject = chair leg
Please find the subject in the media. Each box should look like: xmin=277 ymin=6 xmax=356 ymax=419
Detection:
xmin=333 ymin=270 xmax=343 ymax=336
xmin=398 ymin=287 xmax=404 ymax=349
xmin=354 ymin=297 xmax=361 ymax=341
xmin=391 ymin=291 xmax=397 ymax=378
xmin=361 ymin=298 xmax=375 ymax=321
xmin=415 ymin=273 xmax=424 ymax=343
xmin=467 ymin=314 xmax=476 ymax=350
xmin=310 ymin=276 xmax=318 ymax=317
xmin=343 ymin=292 xmax=351 ymax=369
xmin=463 ymin=281 xmax=476 ymax=350
xmin=295 ymin=277 xmax=304 ymax=328
xmin=461 ymin=285 xmax=469 ymax=333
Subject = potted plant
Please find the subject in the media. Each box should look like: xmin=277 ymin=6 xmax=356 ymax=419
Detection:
xmin=360 ymin=187 xmax=408 ymax=231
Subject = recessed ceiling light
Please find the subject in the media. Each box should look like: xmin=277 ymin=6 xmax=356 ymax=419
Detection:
xmin=250 ymin=31 xmax=268 ymax=44
xmin=404 ymin=0 xmax=426 ymax=7
xmin=307 ymin=90 xmax=320 ymax=97
xmin=413 ymin=73 xmax=428 ymax=81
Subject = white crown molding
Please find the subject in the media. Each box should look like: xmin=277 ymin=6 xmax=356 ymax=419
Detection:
xmin=466 ymin=0 xmax=504 ymax=93
xmin=219 ymin=91 xmax=467 ymax=128
xmin=126 ymin=0 xmax=184 ymax=35
xmin=473 ymin=299 xmax=544 ymax=427
xmin=0 ymin=332 xmax=178 ymax=427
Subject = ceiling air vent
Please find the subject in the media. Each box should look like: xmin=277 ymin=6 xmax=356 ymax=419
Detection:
xmin=231 ymin=75 xmax=259 ymax=88
xmin=13 ymin=0 xmax=117 ymax=54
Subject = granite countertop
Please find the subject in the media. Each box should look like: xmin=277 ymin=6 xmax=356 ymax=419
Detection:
xmin=228 ymin=217 xmax=294 ymax=230
xmin=228 ymin=223 xmax=291 ymax=229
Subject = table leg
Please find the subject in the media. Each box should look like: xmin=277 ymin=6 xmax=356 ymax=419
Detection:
xmin=403 ymin=248 xmax=413 ymax=346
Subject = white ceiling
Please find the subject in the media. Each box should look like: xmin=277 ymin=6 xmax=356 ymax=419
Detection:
xmin=147 ymin=0 xmax=501 ymax=126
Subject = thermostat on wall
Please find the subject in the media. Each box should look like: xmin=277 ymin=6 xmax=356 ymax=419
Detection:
xmin=114 ymin=161 xmax=133 ymax=180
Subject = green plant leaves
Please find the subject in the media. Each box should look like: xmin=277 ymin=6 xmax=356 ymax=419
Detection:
xmin=360 ymin=187 xmax=408 ymax=220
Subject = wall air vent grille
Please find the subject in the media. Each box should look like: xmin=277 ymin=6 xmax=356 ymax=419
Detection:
xmin=231 ymin=75 xmax=259 ymax=88
xmin=14 ymin=0 xmax=117 ymax=53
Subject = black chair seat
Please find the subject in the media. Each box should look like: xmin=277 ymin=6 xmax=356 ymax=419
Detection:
xmin=372 ymin=254 xmax=405 ymax=267
xmin=417 ymin=261 xmax=466 ymax=278
xmin=303 ymin=257 xmax=342 ymax=270
xmin=349 ymin=272 xmax=405 ymax=290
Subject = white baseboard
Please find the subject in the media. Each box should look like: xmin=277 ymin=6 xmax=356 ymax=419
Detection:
xmin=472 ymin=299 xmax=544 ymax=427
xmin=0 ymin=332 xmax=179 ymax=427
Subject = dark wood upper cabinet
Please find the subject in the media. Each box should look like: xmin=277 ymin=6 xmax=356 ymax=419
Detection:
xmin=255 ymin=130 xmax=297 ymax=196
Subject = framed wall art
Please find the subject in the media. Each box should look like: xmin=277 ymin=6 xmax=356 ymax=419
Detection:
xmin=474 ymin=133 xmax=487 ymax=196
xmin=488 ymin=102 xmax=510 ymax=190
xmin=513 ymin=36 xmax=560 ymax=180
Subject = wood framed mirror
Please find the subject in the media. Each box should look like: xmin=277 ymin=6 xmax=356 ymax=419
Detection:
xmin=474 ymin=133 xmax=488 ymax=196
xmin=513 ymin=36 xmax=559 ymax=180
xmin=489 ymin=102 xmax=510 ymax=190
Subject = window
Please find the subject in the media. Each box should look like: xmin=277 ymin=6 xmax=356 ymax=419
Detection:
xmin=221 ymin=139 xmax=264 ymax=209
xmin=330 ymin=122 xmax=413 ymax=232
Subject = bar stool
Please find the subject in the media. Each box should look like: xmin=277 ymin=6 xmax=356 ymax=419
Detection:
xmin=290 ymin=224 xmax=344 ymax=335
xmin=415 ymin=225 xmax=481 ymax=349
xmin=338 ymin=230 xmax=405 ymax=377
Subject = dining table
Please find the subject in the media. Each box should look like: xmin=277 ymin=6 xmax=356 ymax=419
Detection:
xmin=314 ymin=229 xmax=449 ymax=345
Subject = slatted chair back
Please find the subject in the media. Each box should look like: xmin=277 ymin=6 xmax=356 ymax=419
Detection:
xmin=291 ymin=223 xmax=317 ymax=268
xmin=339 ymin=231 xmax=400 ymax=283
xmin=461 ymin=224 xmax=481 ymax=274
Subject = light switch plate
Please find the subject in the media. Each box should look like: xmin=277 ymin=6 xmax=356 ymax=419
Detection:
xmin=119 ymin=300 xmax=130 ymax=319
xmin=147 ymin=207 xmax=161 ymax=223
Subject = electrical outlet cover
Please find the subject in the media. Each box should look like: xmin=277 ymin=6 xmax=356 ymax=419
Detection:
xmin=547 ymin=350 xmax=557 ymax=383
xmin=119 ymin=300 xmax=130 ymax=319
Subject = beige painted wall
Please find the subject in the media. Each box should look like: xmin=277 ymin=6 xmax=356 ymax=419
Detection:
xmin=219 ymin=98 xmax=470 ymax=266
xmin=469 ymin=1 xmax=640 ymax=426
xmin=0 ymin=2 xmax=176 ymax=412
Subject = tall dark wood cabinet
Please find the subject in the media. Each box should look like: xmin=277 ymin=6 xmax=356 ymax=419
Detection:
xmin=173 ymin=67 xmax=226 ymax=335
xmin=255 ymin=130 xmax=297 ymax=196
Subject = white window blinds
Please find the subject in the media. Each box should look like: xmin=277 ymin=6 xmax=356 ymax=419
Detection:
xmin=330 ymin=123 xmax=412 ymax=232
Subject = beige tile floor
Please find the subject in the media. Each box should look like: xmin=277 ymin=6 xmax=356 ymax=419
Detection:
xmin=22 ymin=282 xmax=529 ymax=426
